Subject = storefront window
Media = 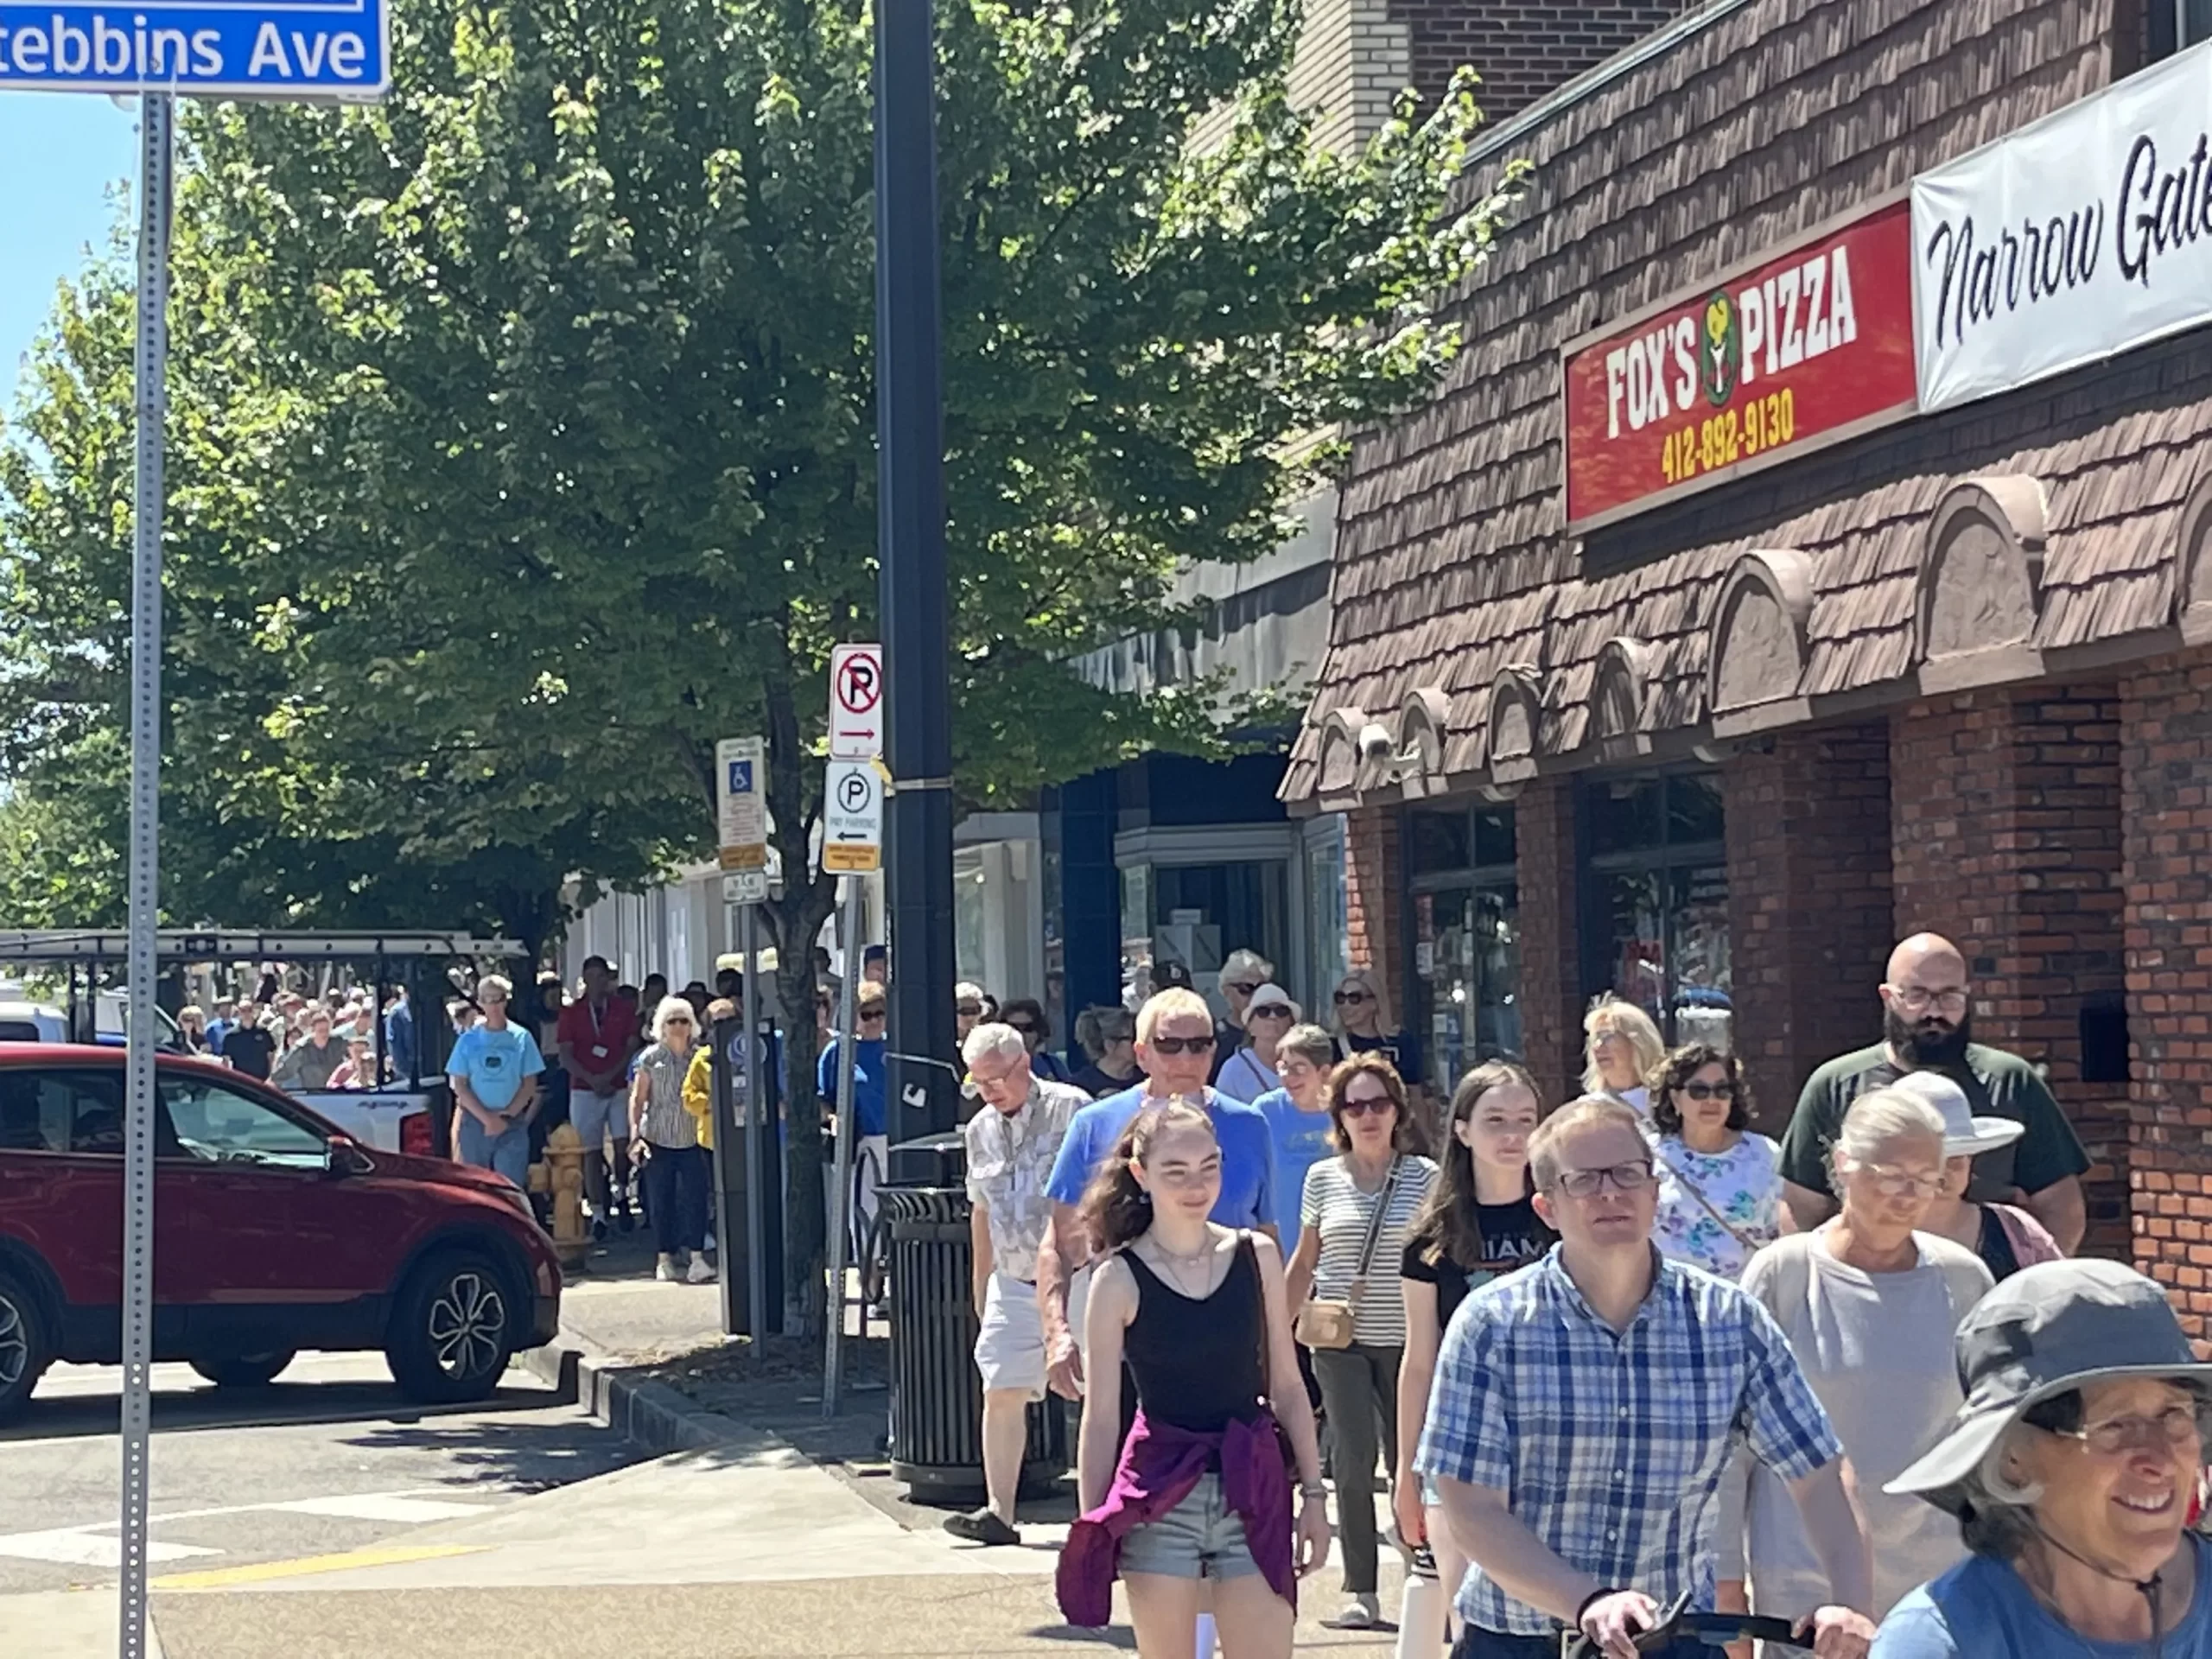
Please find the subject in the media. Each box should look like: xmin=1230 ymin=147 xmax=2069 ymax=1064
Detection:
xmin=1301 ymin=817 xmax=1350 ymax=1012
xmin=1580 ymin=774 xmax=1732 ymax=1048
xmin=1406 ymin=804 xmax=1521 ymax=1096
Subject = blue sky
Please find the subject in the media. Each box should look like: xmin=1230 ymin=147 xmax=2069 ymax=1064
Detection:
xmin=1 ymin=93 xmax=138 ymax=399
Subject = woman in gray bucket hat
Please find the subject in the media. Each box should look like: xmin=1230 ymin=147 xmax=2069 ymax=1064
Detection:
xmin=1873 ymin=1259 xmax=2212 ymax=1656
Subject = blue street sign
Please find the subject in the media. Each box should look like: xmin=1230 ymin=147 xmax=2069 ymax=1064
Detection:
xmin=0 ymin=0 xmax=386 ymax=97
xmin=728 ymin=760 xmax=754 ymax=793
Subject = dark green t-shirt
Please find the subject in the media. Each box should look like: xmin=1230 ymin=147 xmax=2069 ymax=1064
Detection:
xmin=1777 ymin=1042 xmax=2090 ymax=1203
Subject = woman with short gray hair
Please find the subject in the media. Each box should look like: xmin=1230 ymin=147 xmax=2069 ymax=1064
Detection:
xmin=1874 ymin=1260 xmax=2212 ymax=1656
xmin=1731 ymin=1086 xmax=1994 ymax=1626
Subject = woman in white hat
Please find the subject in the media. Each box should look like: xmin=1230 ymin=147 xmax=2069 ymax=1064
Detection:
xmin=1875 ymin=1259 xmax=2212 ymax=1656
xmin=1891 ymin=1071 xmax=2063 ymax=1282
xmin=1216 ymin=983 xmax=1299 ymax=1105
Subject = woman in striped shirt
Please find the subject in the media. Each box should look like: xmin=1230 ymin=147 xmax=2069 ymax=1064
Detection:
xmin=629 ymin=996 xmax=713 ymax=1284
xmin=1285 ymin=1052 xmax=1438 ymax=1629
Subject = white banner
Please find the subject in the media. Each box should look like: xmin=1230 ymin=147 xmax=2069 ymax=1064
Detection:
xmin=1912 ymin=39 xmax=2212 ymax=413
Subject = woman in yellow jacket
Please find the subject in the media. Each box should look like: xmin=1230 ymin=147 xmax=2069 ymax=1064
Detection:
xmin=678 ymin=997 xmax=737 ymax=1151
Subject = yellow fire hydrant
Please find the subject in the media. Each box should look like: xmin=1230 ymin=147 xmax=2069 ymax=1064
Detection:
xmin=529 ymin=1122 xmax=590 ymax=1270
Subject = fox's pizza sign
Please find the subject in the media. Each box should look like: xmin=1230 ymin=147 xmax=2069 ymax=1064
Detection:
xmin=1562 ymin=199 xmax=1918 ymax=533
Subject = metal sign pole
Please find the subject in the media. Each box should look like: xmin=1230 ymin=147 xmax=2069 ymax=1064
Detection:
xmin=119 ymin=87 xmax=171 ymax=1659
xmin=740 ymin=903 xmax=768 ymax=1343
xmin=823 ymin=876 xmax=863 ymax=1416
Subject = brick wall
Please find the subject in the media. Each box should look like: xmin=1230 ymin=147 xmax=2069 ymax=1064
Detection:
xmin=1513 ymin=779 xmax=1583 ymax=1109
xmin=1390 ymin=0 xmax=1689 ymax=121
xmin=1344 ymin=804 xmax=1407 ymax=1024
xmin=1723 ymin=725 xmax=1894 ymax=1138
xmin=1890 ymin=687 xmax=2131 ymax=1257
xmin=2119 ymin=650 xmax=2212 ymax=1325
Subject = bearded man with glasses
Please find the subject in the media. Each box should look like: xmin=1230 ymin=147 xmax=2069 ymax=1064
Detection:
xmin=1415 ymin=1095 xmax=1877 ymax=1659
xmin=1036 ymin=987 xmax=1277 ymax=1404
xmin=1777 ymin=931 xmax=2088 ymax=1253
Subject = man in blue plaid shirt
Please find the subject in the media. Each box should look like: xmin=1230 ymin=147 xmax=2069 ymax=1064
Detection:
xmin=1415 ymin=1096 xmax=1877 ymax=1659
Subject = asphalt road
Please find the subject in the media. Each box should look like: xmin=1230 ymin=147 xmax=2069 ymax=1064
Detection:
xmin=0 ymin=1350 xmax=643 ymax=1596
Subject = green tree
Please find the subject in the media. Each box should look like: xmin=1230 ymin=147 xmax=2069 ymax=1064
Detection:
xmin=1 ymin=0 xmax=1525 ymax=1327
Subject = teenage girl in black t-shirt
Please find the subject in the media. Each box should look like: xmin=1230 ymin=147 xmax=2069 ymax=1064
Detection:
xmin=1391 ymin=1060 xmax=1556 ymax=1650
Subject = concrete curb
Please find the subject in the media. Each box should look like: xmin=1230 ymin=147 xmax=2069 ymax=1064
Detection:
xmin=519 ymin=1334 xmax=749 ymax=1456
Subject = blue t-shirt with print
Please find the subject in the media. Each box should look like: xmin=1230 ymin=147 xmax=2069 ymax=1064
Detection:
xmin=1251 ymin=1086 xmax=1336 ymax=1252
xmin=1872 ymin=1534 xmax=2212 ymax=1657
xmin=447 ymin=1023 xmax=545 ymax=1115
xmin=1044 ymin=1084 xmax=1274 ymax=1230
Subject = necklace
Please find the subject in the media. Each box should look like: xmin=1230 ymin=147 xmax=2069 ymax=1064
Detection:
xmin=1147 ymin=1235 xmax=1220 ymax=1297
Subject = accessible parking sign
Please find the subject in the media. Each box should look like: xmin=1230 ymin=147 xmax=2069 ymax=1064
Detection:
xmin=0 ymin=0 xmax=387 ymax=96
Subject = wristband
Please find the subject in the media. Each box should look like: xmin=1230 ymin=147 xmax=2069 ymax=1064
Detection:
xmin=1573 ymin=1588 xmax=1621 ymax=1629
xmin=1298 ymin=1482 xmax=1327 ymax=1501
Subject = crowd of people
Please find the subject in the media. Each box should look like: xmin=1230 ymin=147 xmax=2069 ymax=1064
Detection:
xmin=944 ymin=926 xmax=2210 ymax=1659
xmin=181 ymin=982 xmax=418 ymax=1088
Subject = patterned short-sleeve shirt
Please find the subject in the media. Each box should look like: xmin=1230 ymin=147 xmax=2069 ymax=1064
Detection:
xmin=634 ymin=1043 xmax=698 ymax=1149
xmin=1414 ymin=1246 xmax=1843 ymax=1637
xmin=963 ymin=1078 xmax=1085 ymax=1283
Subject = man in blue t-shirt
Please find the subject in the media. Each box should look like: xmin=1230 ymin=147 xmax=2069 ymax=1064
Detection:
xmin=1037 ymin=986 xmax=1274 ymax=1402
xmin=817 ymin=982 xmax=891 ymax=1257
xmin=1249 ymin=1022 xmax=1339 ymax=1254
xmin=446 ymin=974 xmax=545 ymax=1189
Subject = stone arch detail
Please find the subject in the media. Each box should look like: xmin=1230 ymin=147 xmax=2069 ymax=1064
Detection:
xmin=1592 ymin=637 xmax=1656 ymax=759
xmin=1916 ymin=475 xmax=2048 ymax=691
xmin=1484 ymin=666 xmax=1544 ymax=786
xmin=1708 ymin=550 xmax=1815 ymax=723
xmin=1315 ymin=706 xmax=1369 ymax=797
xmin=1398 ymin=686 xmax=1449 ymax=791
xmin=2179 ymin=473 xmax=2212 ymax=648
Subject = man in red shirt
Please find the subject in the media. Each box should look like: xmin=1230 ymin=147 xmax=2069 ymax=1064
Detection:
xmin=556 ymin=955 xmax=642 ymax=1237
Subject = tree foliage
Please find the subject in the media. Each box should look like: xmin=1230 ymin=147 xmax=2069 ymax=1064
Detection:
xmin=0 ymin=0 xmax=1525 ymax=1322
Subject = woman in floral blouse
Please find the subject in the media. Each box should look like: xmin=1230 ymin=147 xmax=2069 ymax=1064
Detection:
xmin=1646 ymin=1044 xmax=1789 ymax=1281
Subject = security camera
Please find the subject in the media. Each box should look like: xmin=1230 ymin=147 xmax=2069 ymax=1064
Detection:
xmin=1357 ymin=721 xmax=1395 ymax=761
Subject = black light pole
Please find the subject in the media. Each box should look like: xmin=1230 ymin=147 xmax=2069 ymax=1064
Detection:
xmin=873 ymin=0 xmax=957 ymax=1141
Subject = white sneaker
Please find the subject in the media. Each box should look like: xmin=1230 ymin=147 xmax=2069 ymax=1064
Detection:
xmin=655 ymin=1254 xmax=680 ymax=1282
xmin=686 ymin=1255 xmax=715 ymax=1284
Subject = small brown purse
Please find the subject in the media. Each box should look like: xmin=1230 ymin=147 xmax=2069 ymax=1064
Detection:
xmin=1293 ymin=1157 xmax=1402 ymax=1351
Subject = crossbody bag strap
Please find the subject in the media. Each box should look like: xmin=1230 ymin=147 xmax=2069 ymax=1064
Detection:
xmin=1349 ymin=1155 xmax=1404 ymax=1294
xmin=1650 ymin=1144 xmax=1758 ymax=1252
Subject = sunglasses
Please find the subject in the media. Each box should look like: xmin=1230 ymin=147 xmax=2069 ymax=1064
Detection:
xmin=956 ymin=1003 xmax=983 ymax=1017
xmin=1009 ymin=1020 xmax=1039 ymax=1035
xmin=1249 ymin=1005 xmax=1294 ymax=1021
xmin=1332 ymin=989 xmax=1370 ymax=1004
xmin=861 ymin=1008 xmax=887 ymax=1021
xmin=1678 ymin=1081 xmax=1734 ymax=1101
xmin=1147 ymin=1034 xmax=1217 ymax=1056
xmin=1224 ymin=981 xmax=1262 ymax=997
xmin=1339 ymin=1094 xmax=1395 ymax=1117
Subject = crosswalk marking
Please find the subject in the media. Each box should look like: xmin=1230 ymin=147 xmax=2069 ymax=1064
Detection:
xmin=260 ymin=1494 xmax=490 ymax=1524
xmin=0 ymin=1529 xmax=219 ymax=1567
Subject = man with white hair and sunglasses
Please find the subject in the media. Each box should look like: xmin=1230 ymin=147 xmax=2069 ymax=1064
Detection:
xmin=944 ymin=1020 xmax=1088 ymax=1548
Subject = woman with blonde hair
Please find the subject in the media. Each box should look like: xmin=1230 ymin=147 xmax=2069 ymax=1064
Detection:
xmin=630 ymin=995 xmax=713 ymax=1283
xmin=1331 ymin=969 xmax=1426 ymax=1103
xmin=1581 ymin=994 xmax=1667 ymax=1117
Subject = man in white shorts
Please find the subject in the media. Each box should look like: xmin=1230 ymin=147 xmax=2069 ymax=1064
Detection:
xmin=556 ymin=955 xmax=641 ymax=1238
xmin=944 ymin=1021 xmax=1084 ymax=1547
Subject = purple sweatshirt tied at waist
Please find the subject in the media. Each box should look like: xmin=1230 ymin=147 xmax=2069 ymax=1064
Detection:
xmin=1055 ymin=1407 xmax=1296 ymax=1628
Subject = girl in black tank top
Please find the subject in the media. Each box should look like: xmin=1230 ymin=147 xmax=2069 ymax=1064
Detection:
xmin=1064 ymin=1096 xmax=1331 ymax=1656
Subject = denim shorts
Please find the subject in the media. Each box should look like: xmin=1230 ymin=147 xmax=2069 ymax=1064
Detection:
xmin=1118 ymin=1474 xmax=1262 ymax=1582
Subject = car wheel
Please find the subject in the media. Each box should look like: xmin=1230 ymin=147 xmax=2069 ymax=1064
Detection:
xmin=189 ymin=1351 xmax=296 ymax=1389
xmin=0 ymin=1272 xmax=50 ymax=1423
xmin=387 ymin=1251 xmax=516 ymax=1404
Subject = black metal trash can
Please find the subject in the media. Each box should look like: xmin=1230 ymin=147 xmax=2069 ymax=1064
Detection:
xmin=881 ymin=1135 xmax=1071 ymax=1503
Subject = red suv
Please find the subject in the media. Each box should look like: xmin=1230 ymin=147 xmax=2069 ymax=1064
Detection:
xmin=0 ymin=1045 xmax=561 ymax=1421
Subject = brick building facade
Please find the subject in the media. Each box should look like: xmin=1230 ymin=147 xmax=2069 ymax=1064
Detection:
xmin=1284 ymin=0 xmax=2212 ymax=1311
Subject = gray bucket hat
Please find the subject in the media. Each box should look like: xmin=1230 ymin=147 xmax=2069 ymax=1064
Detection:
xmin=1886 ymin=1071 xmax=2025 ymax=1160
xmin=1888 ymin=1259 xmax=2212 ymax=1515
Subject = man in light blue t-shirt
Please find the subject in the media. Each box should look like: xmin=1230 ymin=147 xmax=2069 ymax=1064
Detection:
xmin=1249 ymin=1022 xmax=1339 ymax=1254
xmin=446 ymin=974 xmax=546 ymax=1189
xmin=1036 ymin=987 xmax=1274 ymax=1402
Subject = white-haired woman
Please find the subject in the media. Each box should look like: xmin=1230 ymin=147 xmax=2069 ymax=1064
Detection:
xmin=1875 ymin=1260 xmax=2212 ymax=1656
xmin=1732 ymin=1086 xmax=1994 ymax=1629
xmin=630 ymin=995 xmax=713 ymax=1283
xmin=1582 ymin=995 xmax=1667 ymax=1118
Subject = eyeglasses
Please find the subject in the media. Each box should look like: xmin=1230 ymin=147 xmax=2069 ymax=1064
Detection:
xmin=1224 ymin=981 xmax=1261 ymax=997
xmin=664 ymin=1016 xmax=695 ymax=1027
xmin=1008 ymin=1021 xmax=1039 ymax=1035
xmin=1550 ymin=1160 xmax=1656 ymax=1199
xmin=861 ymin=1009 xmax=887 ymax=1022
xmin=1339 ymin=1094 xmax=1395 ymax=1118
xmin=1678 ymin=1081 xmax=1735 ymax=1102
xmin=1891 ymin=986 xmax=1969 ymax=1014
xmin=2046 ymin=1406 xmax=2203 ymax=1457
xmin=1250 ymin=1006 xmax=1294 ymax=1021
xmin=1147 ymin=1034 xmax=1217 ymax=1056
xmin=956 ymin=1003 xmax=983 ymax=1017
xmin=1852 ymin=1163 xmax=1944 ymax=1199
xmin=1332 ymin=989 xmax=1370 ymax=1005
